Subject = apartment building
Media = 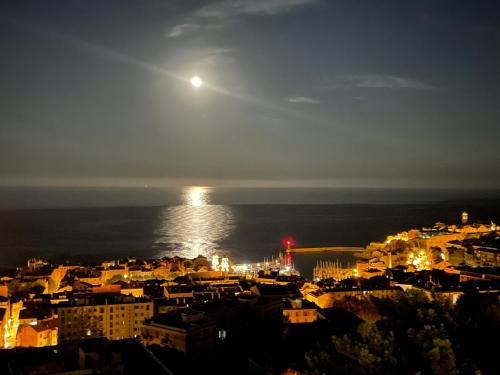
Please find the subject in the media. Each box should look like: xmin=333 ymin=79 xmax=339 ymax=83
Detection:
xmin=57 ymin=294 xmax=153 ymax=343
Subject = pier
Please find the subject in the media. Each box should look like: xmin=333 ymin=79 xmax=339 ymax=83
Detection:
xmin=288 ymin=246 xmax=365 ymax=253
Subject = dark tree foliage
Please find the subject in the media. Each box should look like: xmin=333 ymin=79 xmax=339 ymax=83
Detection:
xmin=453 ymin=291 xmax=500 ymax=375
xmin=305 ymin=289 xmax=499 ymax=375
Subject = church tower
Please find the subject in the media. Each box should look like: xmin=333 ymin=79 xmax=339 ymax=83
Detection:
xmin=461 ymin=211 xmax=468 ymax=225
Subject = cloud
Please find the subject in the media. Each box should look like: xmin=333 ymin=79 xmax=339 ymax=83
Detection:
xmin=197 ymin=0 xmax=318 ymax=17
xmin=326 ymin=75 xmax=435 ymax=90
xmin=166 ymin=0 xmax=318 ymax=38
xmin=199 ymin=48 xmax=235 ymax=66
xmin=287 ymin=96 xmax=321 ymax=104
xmin=165 ymin=23 xmax=201 ymax=38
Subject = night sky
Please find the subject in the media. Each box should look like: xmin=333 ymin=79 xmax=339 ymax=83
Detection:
xmin=1 ymin=0 xmax=499 ymax=188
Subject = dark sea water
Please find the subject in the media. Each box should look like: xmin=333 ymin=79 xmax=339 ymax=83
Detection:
xmin=0 ymin=187 xmax=499 ymax=278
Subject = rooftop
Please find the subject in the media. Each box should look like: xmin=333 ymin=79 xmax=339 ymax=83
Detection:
xmin=56 ymin=293 xmax=152 ymax=308
xmin=145 ymin=310 xmax=213 ymax=330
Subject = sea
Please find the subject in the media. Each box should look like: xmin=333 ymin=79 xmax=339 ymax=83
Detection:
xmin=0 ymin=187 xmax=499 ymax=279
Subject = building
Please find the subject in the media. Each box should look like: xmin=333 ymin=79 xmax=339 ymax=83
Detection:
xmin=119 ymin=281 xmax=145 ymax=298
xmin=57 ymin=293 xmax=153 ymax=343
xmin=305 ymin=287 xmax=403 ymax=309
xmin=458 ymin=267 xmax=500 ymax=282
xmin=471 ymin=246 xmax=500 ymax=267
xmin=360 ymin=268 xmax=385 ymax=279
xmin=0 ymin=285 xmax=8 ymax=298
xmin=27 ymin=258 xmax=49 ymax=271
xmin=412 ymin=232 xmax=467 ymax=253
xmin=462 ymin=211 xmax=468 ymax=225
xmin=0 ymin=300 xmax=23 ymax=349
xmin=16 ymin=318 xmax=58 ymax=347
xmin=0 ymin=338 xmax=172 ymax=374
xmin=142 ymin=310 xmax=215 ymax=355
xmin=283 ymin=298 xmax=318 ymax=324
xmin=250 ymin=283 xmax=302 ymax=299
xmin=163 ymin=282 xmax=243 ymax=306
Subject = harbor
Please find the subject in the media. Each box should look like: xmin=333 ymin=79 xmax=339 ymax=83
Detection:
xmin=287 ymin=246 xmax=365 ymax=253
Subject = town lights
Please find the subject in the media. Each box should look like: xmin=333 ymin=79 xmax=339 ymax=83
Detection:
xmin=211 ymin=254 xmax=229 ymax=272
xmin=407 ymin=251 xmax=431 ymax=271
xmin=212 ymin=255 xmax=220 ymax=271
xmin=220 ymin=257 xmax=229 ymax=272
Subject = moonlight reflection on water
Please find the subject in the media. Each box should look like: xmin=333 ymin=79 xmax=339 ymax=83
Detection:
xmin=154 ymin=187 xmax=234 ymax=259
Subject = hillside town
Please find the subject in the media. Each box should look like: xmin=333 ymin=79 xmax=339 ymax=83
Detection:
xmin=0 ymin=212 xmax=499 ymax=374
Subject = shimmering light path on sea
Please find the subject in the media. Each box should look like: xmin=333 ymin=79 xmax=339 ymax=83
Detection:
xmin=154 ymin=187 xmax=235 ymax=259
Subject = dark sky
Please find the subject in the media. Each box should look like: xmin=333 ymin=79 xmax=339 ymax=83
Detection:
xmin=1 ymin=0 xmax=499 ymax=188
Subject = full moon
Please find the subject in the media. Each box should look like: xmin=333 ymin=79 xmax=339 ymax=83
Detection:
xmin=190 ymin=75 xmax=203 ymax=88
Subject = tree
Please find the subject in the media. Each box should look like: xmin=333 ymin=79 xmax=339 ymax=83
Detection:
xmin=333 ymin=322 xmax=397 ymax=373
xmin=407 ymin=314 xmax=457 ymax=375
xmin=305 ymin=289 xmax=472 ymax=375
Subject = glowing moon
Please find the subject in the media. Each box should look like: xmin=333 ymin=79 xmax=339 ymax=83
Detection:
xmin=190 ymin=75 xmax=203 ymax=88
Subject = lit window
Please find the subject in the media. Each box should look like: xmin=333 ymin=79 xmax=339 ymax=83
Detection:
xmin=218 ymin=329 xmax=227 ymax=340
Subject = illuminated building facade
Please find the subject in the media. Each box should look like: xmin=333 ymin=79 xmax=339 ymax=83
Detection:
xmin=283 ymin=299 xmax=318 ymax=323
xmin=57 ymin=295 xmax=153 ymax=343
xmin=0 ymin=300 xmax=23 ymax=349
xmin=16 ymin=319 xmax=58 ymax=347
xmin=305 ymin=287 xmax=403 ymax=309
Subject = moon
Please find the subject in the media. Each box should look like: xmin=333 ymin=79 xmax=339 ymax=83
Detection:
xmin=190 ymin=75 xmax=203 ymax=88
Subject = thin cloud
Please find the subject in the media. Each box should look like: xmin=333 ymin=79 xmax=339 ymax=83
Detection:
xmin=198 ymin=0 xmax=318 ymax=17
xmin=166 ymin=0 xmax=318 ymax=38
xmin=326 ymin=75 xmax=435 ymax=90
xmin=287 ymin=96 xmax=321 ymax=104
xmin=200 ymin=48 xmax=235 ymax=66
xmin=166 ymin=23 xmax=200 ymax=38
